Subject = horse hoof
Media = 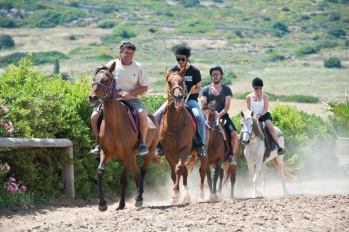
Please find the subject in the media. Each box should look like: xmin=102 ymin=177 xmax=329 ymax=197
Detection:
xmin=98 ymin=203 xmax=108 ymax=212
xmin=134 ymin=200 xmax=143 ymax=208
xmin=210 ymin=194 xmax=218 ymax=202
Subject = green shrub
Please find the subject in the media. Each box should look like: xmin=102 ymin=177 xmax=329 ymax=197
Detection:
xmin=281 ymin=7 xmax=290 ymax=11
xmin=111 ymin=24 xmax=137 ymax=39
xmin=328 ymin=29 xmax=346 ymax=38
xmin=272 ymin=103 xmax=338 ymax=178
xmin=295 ymin=46 xmax=316 ymax=57
xmin=329 ymin=12 xmax=341 ymax=21
xmin=178 ymin=0 xmax=200 ymax=7
xmin=96 ymin=20 xmax=115 ymax=29
xmin=301 ymin=15 xmax=310 ymax=20
xmin=324 ymin=57 xmax=342 ymax=68
xmin=314 ymin=40 xmax=338 ymax=51
xmin=0 ymin=18 xmax=17 ymax=28
xmin=0 ymin=34 xmax=15 ymax=50
xmin=272 ymin=21 xmax=288 ymax=32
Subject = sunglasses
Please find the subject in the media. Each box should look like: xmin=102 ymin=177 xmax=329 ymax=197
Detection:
xmin=254 ymin=87 xmax=262 ymax=90
xmin=211 ymin=73 xmax=221 ymax=77
xmin=176 ymin=57 xmax=186 ymax=62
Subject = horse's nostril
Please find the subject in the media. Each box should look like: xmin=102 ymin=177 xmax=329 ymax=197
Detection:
xmin=88 ymin=96 xmax=98 ymax=102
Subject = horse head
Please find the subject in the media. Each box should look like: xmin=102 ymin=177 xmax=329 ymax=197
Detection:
xmin=240 ymin=110 xmax=255 ymax=145
xmin=88 ymin=62 xmax=116 ymax=107
xmin=203 ymin=100 xmax=217 ymax=130
xmin=165 ymin=67 xmax=186 ymax=109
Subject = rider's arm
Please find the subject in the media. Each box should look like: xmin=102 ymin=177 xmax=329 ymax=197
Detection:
xmin=190 ymin=82 xmax=201 ymax=94
xmin=246 ymin=94 xmax=252 ymax=111
xmin=217 ymin=95 xmax=231 ymax=119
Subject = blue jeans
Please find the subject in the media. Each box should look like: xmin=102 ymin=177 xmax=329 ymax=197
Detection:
xmin=154 ymin=99 xmax=206 ymax=145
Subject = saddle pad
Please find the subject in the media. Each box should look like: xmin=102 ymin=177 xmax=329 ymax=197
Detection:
xmin=147 ymin=117 xmax=156 ymax=129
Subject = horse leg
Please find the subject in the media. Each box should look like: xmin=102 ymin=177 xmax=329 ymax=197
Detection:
xmin=253 ymin=159 xmax=263 ymax=198
xmin=117 ymin=161 xmax=131 ymax=210
xmin=217 ymin=167 xmax=224 ymax=198
xmin=179 ymin=166 xmax=191 ymax=204
xmin=261 ymin=161 xmax=267 ymax=196
xmin=246 ymin=159 xmax=256 ymax=197
xmin=96 ymin=154 xmax=111 ymax=211
xmin=172 ymin=164 xmax=183 ymax=198
xmin=209 ymin=164 xmax=220 ymax=201
xmin=228 ymin=164 xmax=237 ymax=199
xmin=206 ymin=166 xmax=213 ymax=193
xmin=198 ymin=157 xmax=207 ymax=202
xmin=129 ymin=155 xmax=142 ymax=207
xmin=275 ymin=156 xmax=288 ymax=195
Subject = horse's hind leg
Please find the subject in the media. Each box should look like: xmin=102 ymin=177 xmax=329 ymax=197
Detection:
xmin=130 ymin=155 xmax=143 ymax=207
xmin=206 ymin=166 xmax=213 ymax=194
xmin=198 ymin=157 xmax=208 ymax=202
xmin=117 ymin=161 xmax=132 ymax=210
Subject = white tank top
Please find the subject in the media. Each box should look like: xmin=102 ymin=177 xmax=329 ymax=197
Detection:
xmin=250 ymin=93 xmax=264 ymax=114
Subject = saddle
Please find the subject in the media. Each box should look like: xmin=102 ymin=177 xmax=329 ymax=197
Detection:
xmin=97 ymin=101 xmax=156 ymax=146
xmin=208 ymin=118 xmax=232 ymax=157
xmin=258 ymin=122 xmax=282 ymax=161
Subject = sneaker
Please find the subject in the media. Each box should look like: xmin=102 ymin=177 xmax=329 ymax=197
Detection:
xmin=89 ymin=145 xmax=100 ymax=156
xmin=228 ymin=155 xmax=236 ymax=165
xmin=139 ymin=144 xmax=150 ymax=156
xmin=197 ymin=146 xmax=207 ymax=157
xmin=277 ymin=147 xmax=285 ymax=155
xmin=155 ymin=142 xmax=164 ymax=156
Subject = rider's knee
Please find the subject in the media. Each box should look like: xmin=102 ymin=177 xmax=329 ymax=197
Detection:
xmin=91 ymin=111 xmax=98 ymax=123
xmin=138 ymin=111 xmax=148 ymax=121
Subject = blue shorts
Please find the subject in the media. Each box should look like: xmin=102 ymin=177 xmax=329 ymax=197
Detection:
xmin=258 ymin=112 xmax=272 ymax=122
xmin=222 ymin=114 xmax=237 ymax=134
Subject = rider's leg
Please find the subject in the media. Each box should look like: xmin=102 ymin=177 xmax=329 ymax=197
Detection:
xmin=126 ymin=99 xmax=150 ymax=156
xmin=188 ymin=99 xmax=206 ymax=157
xmin=154 ymin=101 xmax=167 ymax=156
xmin=225 ymin=117 xmax=238 ymax=165
xmin=265 ymin=119 xmax=284 ymax=155
xmin=89 ymin=110 xmax=100 ymax=155
xmin=154 ymin=101 xmax=167 ymax=124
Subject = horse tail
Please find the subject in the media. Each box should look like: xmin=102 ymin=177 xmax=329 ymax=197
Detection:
xmin=152 ymin=156 xmax=163 ymax=166
xmin=271 ymin=159 xmax=298 ymax=180
xmin=185 ymin=154 xmax=197 ymax=172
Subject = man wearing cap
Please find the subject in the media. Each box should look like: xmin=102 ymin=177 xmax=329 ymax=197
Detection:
xmin=89 ymin=41 xmax=150 ymax=156
xmin=154 ymin=46 xmax=207 ymax=157
xmin=201 ymin=65 xmax=239 ymax=165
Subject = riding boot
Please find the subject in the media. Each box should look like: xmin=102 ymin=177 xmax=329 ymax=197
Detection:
xmin=197 ymin=145 xmax=207 ymax=157
xmin=155 ymin=142 xmax=164 ymax=156
xmin=89 ymin=144 xmax=100 ymax=156
xmin=277 ymin=147 xmax=285 ymax=155
xmin=228 ymin=152 xmax=236 ymax=165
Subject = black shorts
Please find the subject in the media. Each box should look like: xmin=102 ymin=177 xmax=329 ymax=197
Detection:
xmin=222 ymin=114 xmax=237 ymax=134
xmin=258 ymin=112 xmax=272 ymax=122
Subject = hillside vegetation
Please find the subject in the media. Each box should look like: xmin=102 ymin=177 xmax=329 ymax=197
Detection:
xmin=0 ymin=0 xmax=348 ymax=100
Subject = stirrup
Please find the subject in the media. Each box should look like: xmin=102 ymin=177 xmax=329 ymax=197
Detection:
xmin=228 ymin=155 xmax=236 ymax=165
xmin=277 ymin=147 xmax=285 ymax=155
xmin=89 ymin=145 xmax=100 ymax=156
xmin=155 ymin=143 xmax=164 ymax=156
xmin=139 ymin=144 xmax=149 ymax=156
xmin=197 ymin=146 xmax=207 ymax=157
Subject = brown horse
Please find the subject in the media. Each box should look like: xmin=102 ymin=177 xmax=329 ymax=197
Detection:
xmin=88 ymin=62 xmax=161 ymax=211
xmin=159 ymin=68 xmax=208 ymax=203
xmin=202 ymin=100 xmax=242 ymax=200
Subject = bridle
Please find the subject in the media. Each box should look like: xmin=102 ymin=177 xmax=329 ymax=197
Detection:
xmin=92 ymin=69 xmax=118 ymax=104
xmin=240 ymin=118 xmax=256 ymax=141
xmin=204 ymin=104 xmax=218 ymax=131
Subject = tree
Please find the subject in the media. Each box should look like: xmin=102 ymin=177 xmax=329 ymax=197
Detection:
xmin=54 ymin=59 xmax=60 ymax=74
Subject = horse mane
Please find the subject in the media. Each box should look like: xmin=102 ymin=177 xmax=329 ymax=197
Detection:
xmin=94 ymin=64 xmax=108 ymax=75
xmin=252 ymin=115 xmax=264 ymax=141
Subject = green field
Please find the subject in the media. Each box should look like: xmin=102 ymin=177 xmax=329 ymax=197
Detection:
xmin=0 ymin=0 xmax=348 ymax=101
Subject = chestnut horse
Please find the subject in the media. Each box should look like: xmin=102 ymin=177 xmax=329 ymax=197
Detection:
xmin=88 ymin=62 xmax=161 ymax=210
xmin=240 ymin=110 xmax=297 ymax=198
xmin=202 ymin=100 xmax=241 ymax=200
xmin=159 ymin=68 xmax=208 ymax=203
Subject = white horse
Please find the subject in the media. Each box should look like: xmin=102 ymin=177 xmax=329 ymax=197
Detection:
xmin=240 ymin=110 xmax=296 ymax=198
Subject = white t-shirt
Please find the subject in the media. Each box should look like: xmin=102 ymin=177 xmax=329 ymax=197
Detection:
xmin=106 ymin=59 xmax=149 ymax=99
xmin=250 ymin=93 xmax=264 ymax=114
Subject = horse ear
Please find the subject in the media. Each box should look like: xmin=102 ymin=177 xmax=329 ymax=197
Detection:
xmin=240 ymin=111 xmax=245 ymax=117
xmin=109 ymin=61 xmax=116 ymax=73
xmin=212 ymin=100 xmax=216 ymax=107
xmin=178 ymin=66 xmax=186 ymax=77
xmin=251 ymin=111 xmax=254 ymax=117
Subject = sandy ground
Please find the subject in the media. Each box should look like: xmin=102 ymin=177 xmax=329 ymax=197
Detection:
xmin=0 ymin=176 xmax=349 ymax=232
